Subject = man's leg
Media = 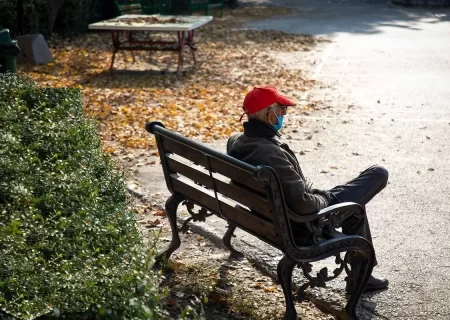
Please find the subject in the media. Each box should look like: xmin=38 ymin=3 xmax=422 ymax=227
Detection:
xmin=327 ymin=165 xmax=389 ymax=292
xmin=328 ymin=165 xmax=389 ymax=266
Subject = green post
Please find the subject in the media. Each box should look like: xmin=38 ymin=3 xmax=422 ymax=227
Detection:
xmin=0 ymin=29 xmax=20 ymax=73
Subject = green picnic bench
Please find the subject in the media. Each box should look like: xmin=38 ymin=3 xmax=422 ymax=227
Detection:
xmin=115 ymin=0 xmax=224 ymax=17
xmin=189 ymin=0 xmax=224 ymax=17
xmin=115 ymin=0 xmax=171 ymax=15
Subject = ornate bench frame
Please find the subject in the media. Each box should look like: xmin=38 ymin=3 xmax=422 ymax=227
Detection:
xmin=147 ymin=121 xmax=374 ymax=320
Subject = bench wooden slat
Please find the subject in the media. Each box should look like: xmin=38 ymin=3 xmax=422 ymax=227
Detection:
xmin=165 ymin=154 xmax=273 ymax=220
xmin=170 ymin=174 xmax=281 ymax=248
xmin=162 ymin=136 xmax=267 ymax=194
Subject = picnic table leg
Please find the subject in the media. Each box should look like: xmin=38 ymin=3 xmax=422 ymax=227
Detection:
xmin=176 ymin=31 xmax=185 ymax=77
xmin=110 ymin=31 xmax=120 ymax=71
xmin=187 ymin=30 xmax=197 ymax=65
xmin=126 ymin=31 xmax=136 ymax=63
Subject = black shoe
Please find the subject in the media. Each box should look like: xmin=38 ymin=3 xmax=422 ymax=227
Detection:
xmin=346 ymin=276 xmax=389 ymax=294
xmin=365 ymin=276 xmax=389 ymax=292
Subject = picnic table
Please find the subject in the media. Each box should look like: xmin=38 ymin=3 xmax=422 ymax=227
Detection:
xmin=88 ymin=14 xmax=213 ymax=76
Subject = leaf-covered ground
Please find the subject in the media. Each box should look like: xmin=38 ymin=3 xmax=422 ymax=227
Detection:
xmin=19 ymin=6 xmax=320 ymax=160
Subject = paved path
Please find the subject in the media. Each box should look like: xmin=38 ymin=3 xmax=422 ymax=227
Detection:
xmin=137 ymin=1 xmax=450 ymax=318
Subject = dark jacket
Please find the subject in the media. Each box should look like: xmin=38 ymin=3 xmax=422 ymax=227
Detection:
xmin=227 ymin=119 xmax=330 ymax=215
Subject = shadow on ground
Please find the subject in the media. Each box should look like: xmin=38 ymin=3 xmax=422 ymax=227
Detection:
xmin=240 ymin=0 xmax=450 ymax=36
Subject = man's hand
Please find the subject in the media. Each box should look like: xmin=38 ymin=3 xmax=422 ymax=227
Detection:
xmin=304 ymin=178 xmax=314 ymax=193
xmin=311 ymin=188 xmax=332 ymax=203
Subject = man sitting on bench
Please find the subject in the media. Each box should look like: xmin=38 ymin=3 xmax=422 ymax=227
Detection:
xmin=227 ymin=85 xmax=389 ymax=293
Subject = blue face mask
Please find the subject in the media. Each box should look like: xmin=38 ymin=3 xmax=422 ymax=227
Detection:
xmin=273 ymin=115 xmax=284 ymax=131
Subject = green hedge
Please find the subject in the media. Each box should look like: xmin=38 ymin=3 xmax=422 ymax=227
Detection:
xmin=0 ymin=74 xmax=165 ymax=319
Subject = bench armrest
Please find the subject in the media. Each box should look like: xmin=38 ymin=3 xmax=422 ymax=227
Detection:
xmin=286 ymin=202 xmax=364 ymax=225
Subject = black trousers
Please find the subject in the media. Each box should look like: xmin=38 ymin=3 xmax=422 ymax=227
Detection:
xmin=327 ymin=165 xmax=389 ymax=266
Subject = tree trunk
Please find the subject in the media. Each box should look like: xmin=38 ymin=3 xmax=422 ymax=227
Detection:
xmin=17 ymin=0 xmax=24 ymax=36
xmin=226 ymin=0 xmax=238 ymax=8
xmin=48 ymin=0 xmax=66 ymax=38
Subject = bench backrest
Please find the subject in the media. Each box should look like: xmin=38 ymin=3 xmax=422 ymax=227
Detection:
xmin=147 ymin=122 xmax=297 ymax=250
xmin=140 ymin=0 xmax=171 ymax=14
xmin=115 ymin=1 xmax=142 ymax=15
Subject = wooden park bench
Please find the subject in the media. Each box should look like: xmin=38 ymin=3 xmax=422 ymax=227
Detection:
xmin=146 ymin=121 xmax=375 ymax=320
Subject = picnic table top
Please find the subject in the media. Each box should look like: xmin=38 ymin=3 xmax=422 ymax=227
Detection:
xmin=88 ymin=14 xmax=214 ymax=32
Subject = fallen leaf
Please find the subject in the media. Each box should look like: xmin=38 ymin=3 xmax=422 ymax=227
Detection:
xmin=154 ymin=210 xmax=166 ymax=216
xmin=18 ymin=6 xmax=318 ymax=164
xmin=209 ymin=291 xmax=228 ymax=303
xmin=145 ymin=218 xmax=161 ymax=227
xmin=167 ymin=260 xmax=185 ymax=271
xmin=167 ymin=298 xmax=178 ymax=306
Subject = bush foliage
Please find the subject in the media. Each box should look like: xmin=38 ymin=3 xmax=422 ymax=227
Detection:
xmin=0 ymin=74 xmax=165 ymax=319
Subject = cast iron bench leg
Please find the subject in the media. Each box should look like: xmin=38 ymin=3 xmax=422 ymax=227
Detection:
xmin=222 ymin=223 xmax=244 ymax=259
xmin=154 ymin=193 xmax=184 ymax=268
xmin=345 ymin=250 xmax=375 ymax=319
xmin=277 ymin=255 xmax=297 ymax=320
